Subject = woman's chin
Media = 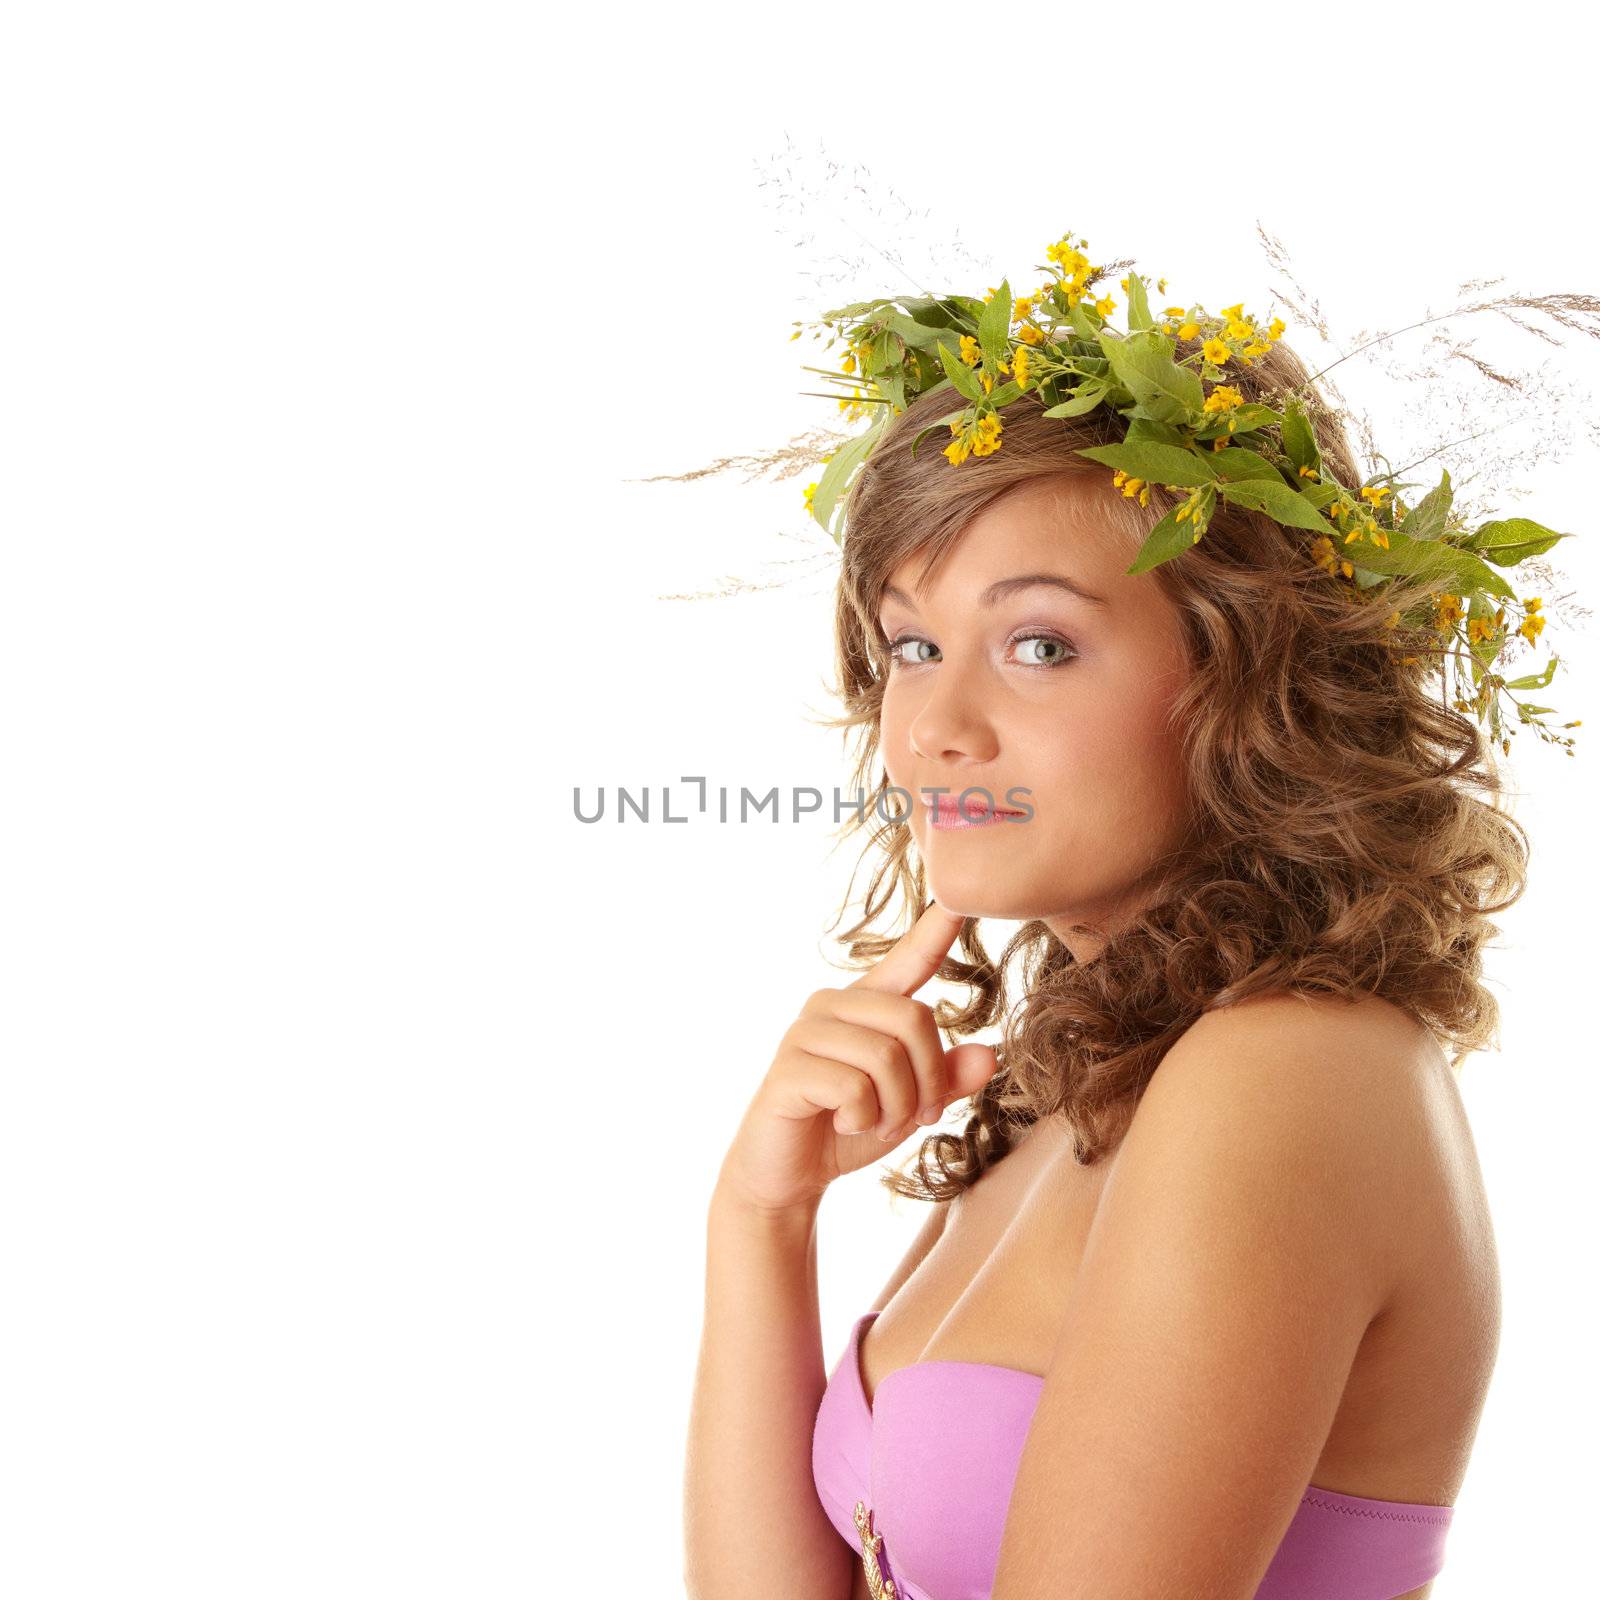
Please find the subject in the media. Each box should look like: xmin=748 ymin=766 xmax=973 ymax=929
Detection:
xmin=923 ymin=865 xmax=1050 ymax=924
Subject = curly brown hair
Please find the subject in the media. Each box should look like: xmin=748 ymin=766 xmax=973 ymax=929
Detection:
xmin=815 ymin=335 xmax=1530 ymax=1201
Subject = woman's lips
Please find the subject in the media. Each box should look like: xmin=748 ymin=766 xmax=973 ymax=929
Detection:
xmin=927 ymin=793 xmax=1027 ymax=830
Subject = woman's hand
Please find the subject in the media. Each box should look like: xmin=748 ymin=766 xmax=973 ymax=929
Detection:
xmin=716 ymin=902 xmax=1002 ymax=1218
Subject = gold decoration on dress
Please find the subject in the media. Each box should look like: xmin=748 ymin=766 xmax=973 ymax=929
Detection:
xmin=852 ymin=1499 xmax=898 ymax=1598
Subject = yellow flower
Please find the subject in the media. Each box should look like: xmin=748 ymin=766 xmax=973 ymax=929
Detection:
xmin=1046 ymin=242 xmax=1081 ymax=274
xmin=1013 ymin=345 xmax=1032 ymax=389
xmin=1094 ymin=294 xmax=1116 ymax=317
xmin=1202 ymin=383 xmax=1245 ymax=414
xmin=1225 ymin=318 xmax=1254 ymax=341
xmin=1018 ymin=324 xmax=1045 ymax=346
xmin=958 ymin=334 xmax=982 ymax=367
xmin=842 ymin=351 xmax=857 ymax=373
xmin=1360 ymin=484 xmax=1392 ymax=506
xmin=981 ymin=373 xmax=994 ymax=394
xmin=1157 ymin=277 xmax=1168 ymax=294
xmin=1014 ymin=295 xmax=1035 ymax=320
xmin=790 ymin=328 xmax=803 ymax=341
xmin=1164 ymin=305 xmax=1187 ymax=317
xmin=1202 ymin=336 xmax=1230 ymax=364
xmin=803 ymin=482 xmax=817 ymax=511
xmin=1267 ymin=317 xmax=1286 ymax=341
xmin=971 ymin=413 xmax=1004 ymax=457
xmin=1220 ymin=302 xmax=1245 ymax=321
xmin=1177 ymin=321 xmax=1200 ymax=341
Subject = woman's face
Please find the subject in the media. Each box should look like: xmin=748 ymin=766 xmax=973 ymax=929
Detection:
xmin=876 ymin=475 xmax=1196 ymax=961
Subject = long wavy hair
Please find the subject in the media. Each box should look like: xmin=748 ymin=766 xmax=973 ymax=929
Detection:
xmin=817 ymin=336 xmax=1531 ymax=1201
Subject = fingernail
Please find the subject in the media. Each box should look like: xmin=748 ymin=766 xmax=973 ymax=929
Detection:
xmin=916 ymin=1106 xmax=939 ymax=1125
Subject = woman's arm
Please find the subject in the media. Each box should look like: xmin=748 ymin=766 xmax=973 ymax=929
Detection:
xmin=682 ymin=1175 xmax=852 ymax=1600
xmin=683 ymin=902 xmax=997 ymax=1599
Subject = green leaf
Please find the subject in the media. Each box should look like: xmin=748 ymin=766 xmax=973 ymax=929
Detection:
xmin=875 ymin=366 xmax=907 ymax=411
xmin=1205 ymin=446 xmax=1283 ymax=483
xmin=809 ymin=414 xmax=886 ymax=542
xmin=1042 ymin=383 xmax=1107 ymax=418
xmin=896 ymin=298 xmax=965 ymax=331
xmin=1076 ymin=440 xmax=1219 ymax=487
xmin=978 ymin=279 xmax=1013 ymax=372
xmin=1068 ymin=299 xmax=1101 ymax=341
xmin=905 ymin=349 xmax=948 ymax=393
xmin=1281 ymin=398 xmax=1321 ymax=474
xmin=1125 ymin=272 xmax=1153 ymax=332
xmin=986 ymin=379 xmax=1024 ymax=408
xmin=864 ymin=335 xmax=900 ymax=377
xmin=883 ymin=312 xmax=958 ymax=351
xmin=1215 ymin=477 xmax=1332 ymax=532
xmin=1099 ymin=329 xmax=1205 ymax=424
xmin=1126 ymin=504 xmax=1202 ymax=574
xmin=936 ymin=340 xmax=987 ymax=404
xmin=1469 ymin=516 xmax=1570 ymax=566
xmin=819 ymin=297 xmax=896 ymax=321
xmin=1124 ymin=419 xmax=1191 ymax=448
xmin=1505 ymin=658 xmax=1557 ymax=691
xmin=1399 ymin=469 xmax=1453 ymax=542
xmin=1331 ymin=528 xmax=1518 ymax=601
xmin=1297 ymin=478 xmax=1343 ymax=510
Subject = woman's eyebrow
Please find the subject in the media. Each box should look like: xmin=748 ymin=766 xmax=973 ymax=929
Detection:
xmin=880 ymin=572 xmax=1108 ymax=610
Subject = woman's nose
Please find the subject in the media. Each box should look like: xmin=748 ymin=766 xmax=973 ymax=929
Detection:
xmin=907 ymin=673 xmax=999 ymax=764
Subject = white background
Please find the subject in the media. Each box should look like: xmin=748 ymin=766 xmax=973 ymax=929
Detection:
xmin=2 ymin=3 xmax=1595 ymax=1595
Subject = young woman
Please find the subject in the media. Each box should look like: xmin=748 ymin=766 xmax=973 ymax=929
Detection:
xmin=683 ymin=335 xmax=1509 ymax=1600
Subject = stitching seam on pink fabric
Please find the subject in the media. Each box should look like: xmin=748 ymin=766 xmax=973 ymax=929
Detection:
xmin=1299 ymin=1492 xmax=1450 ymax=1524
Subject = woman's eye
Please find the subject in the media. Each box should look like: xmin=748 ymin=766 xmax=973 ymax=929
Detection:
xmin=887 ymin=636 xmax=938 ymax=667
xmin=1011 ymin=632 xmax=1077 ymax=667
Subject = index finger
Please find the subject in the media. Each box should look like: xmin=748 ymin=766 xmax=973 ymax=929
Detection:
xmin=850 ymin=901 xmax=968 ymax=998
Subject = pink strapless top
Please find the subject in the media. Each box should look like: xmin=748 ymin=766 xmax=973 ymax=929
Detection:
xmin=812 ymin=1310 xmax=1453 ymax=1600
